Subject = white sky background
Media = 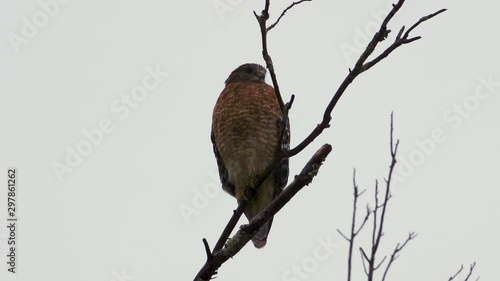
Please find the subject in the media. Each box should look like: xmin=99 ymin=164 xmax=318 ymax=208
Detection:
xmin=0 ymin=0 xmax=499 ymax=280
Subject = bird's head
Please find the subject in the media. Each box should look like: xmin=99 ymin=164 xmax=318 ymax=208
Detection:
xmin=225 ymin=63 xmax=267 ymax=85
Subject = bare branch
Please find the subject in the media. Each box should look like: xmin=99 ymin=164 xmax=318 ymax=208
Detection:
xmin=362 ymin=8 xmax=447 ymax=71
xmin=371 ymin=179 xmax=379 ymax=249
xmin=267 ymin=0 xmax=312 ymax=31
xmin=194 ymin=144 xmax=332 ymax=281
xmin=202 ymin=238 xmax=212 ymax=262
xmin=406 ymin=9 xmax=447 ymax=37
xmin=344 ymin=113 xmax=403 ymax=281
xmin=449 ymin=265 xmax=464 ymax=281
xmin=354 ymin=204 xmax=371 ymax=236
xmin=337 ymin=229 xmax=350 ymax=242
xmin=254 ymin=2 xmax=285 ymax=113
xmin=381 ymin=232 xmax=418 ymax=281
xmin=284 ymin=1 xmax=445 ymax=158
xmin=360 ymin=248 xmax=371 ymax=276
xmin=211 ymin=156 xmax=278 ymax=253
xmin=464 ymin=263 xmax=477 ymax=281
xmin=211 ymin=201 xmax=245 ymax=253
xmin=374 ymin=256 xmax=387 ymax=270
xmin=448 ymin=262 xmax=479 ymax=281
xmin=339 ymin=168 xmax=372 ymax=281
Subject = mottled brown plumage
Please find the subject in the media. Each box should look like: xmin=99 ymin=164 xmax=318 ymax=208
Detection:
xmin=211 ymin=63 xmax=289 ymax=248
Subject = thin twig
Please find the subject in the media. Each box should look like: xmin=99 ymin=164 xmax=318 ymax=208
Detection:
xmin=374 ymin=256 xmax=387 ymax=270
xmin=254 ymin=1 xmax=285 ymax=112
xmin=337 ymin=229 xmax=350 ymax=242
xmin=448 ymin=262 xmax=479 ymax=281
xmin=338 ymin=168 xmax=372 ymax=281
xmin=366 ymin=180 xmax=379 ymax=280
xmin=202 ymin=239 xmax=212 ymax=262
xmin=381 ymin=232 xmax=418 ymax=281
xmin=360 ymin=248 xmax=370 ymax=276
xmin=354 ymin=205 xmax=371 ymax=235
xmin=267 ymin=0 xmax=312 ymax=31
xmin=448 ymin=265 xmax=464 ymax=281
xmin=464 ymin=263 xmax=477 ymax=281
xmin=370 ymin=113 xmax=399 ymax=280
xmin=361 ymin=8 xmax=447 ymax=71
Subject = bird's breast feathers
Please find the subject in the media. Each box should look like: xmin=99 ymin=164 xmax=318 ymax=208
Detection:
xmin=212 ymin=82 xmax=282 ymax=187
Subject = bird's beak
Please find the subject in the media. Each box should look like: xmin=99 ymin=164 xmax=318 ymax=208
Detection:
xmin=258 ymin=68 xmax=266 ymax=81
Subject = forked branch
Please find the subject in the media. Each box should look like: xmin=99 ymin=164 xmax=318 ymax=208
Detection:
xmin=284 ymin=1 xmax=446 ymax=158
xmin=340 ymin=113 xmax=417 ymax=281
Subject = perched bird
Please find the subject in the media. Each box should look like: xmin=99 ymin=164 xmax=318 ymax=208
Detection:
xmin=211 ymin=63 xmax=290 ymax=248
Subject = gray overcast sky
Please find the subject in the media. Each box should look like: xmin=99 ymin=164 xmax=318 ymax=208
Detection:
xmin=1 ymin=0 xmax=499 ymax=281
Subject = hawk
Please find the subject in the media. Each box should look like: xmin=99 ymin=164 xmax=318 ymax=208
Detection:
xmin=211 ymin=63 xmax=290 ymax=248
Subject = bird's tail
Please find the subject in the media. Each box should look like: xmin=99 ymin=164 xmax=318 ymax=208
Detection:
xmin=251 ymin=218 xmax=273 ymax=248
xmin=242 ymin=176 xmax=278 ymax=248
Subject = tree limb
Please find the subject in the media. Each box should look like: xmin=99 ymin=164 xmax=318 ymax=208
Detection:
xmin=194 ymin=144 xmax=332 ymax=281
xmin=337 ymin=168 xmax=371 ymax=281
xmin=284 ymin=1 xmax=446 ymax=158
xmin=364 ymin=113 xmax=400 ymax=281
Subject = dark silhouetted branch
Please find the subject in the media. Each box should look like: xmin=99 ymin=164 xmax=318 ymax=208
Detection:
xmin=337 ymin=169 xmax=370 ymax=281
xmin=360 ymin=113 xmax=401 ymax=281
xmin=211 ymin=201 xmax=247 ymax=253
xmin=381 ymin=232 xmax=418 ymax=281
xmin=448 ymin=262 xmax=479 ymax=281
xmin=254 ymin=0 xmax=285 ymax=112
xmin=341 ymin=113 xmax=418 ymax=281
xmin=194 ymin=144 xmax=332 ymax=281
xmin=449 ymin=265 xmax=465 ymax=281
xmin=284 ymin=1 xmax=445 ymax=158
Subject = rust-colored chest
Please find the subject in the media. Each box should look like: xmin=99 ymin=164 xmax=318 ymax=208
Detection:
xmin=212 ymin=82 xmax=282 ymax=184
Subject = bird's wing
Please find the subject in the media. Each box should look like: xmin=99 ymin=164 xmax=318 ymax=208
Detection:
xmin=211 ymin=130 xmax=235 ymax=197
